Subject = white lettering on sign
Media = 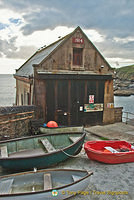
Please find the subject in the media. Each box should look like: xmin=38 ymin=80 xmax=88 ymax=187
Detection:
xmin=72 ymin=37 xmax=84 ymax=44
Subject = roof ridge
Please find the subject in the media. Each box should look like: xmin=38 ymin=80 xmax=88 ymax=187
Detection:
xmin=36 ymin=32 xmax=72 ymax=54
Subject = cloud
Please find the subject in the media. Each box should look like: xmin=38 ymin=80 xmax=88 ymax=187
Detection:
xmin=1 ymin=0 xmax=134 ymax=38
xmin=0 ymin=35 xmax=37 ymax=60
xmin=0 ymin=23 xmax=9 ymax=30
xmin=1 ymin=0 xmax=134 ymax=37
xmin=0 ymin=37 xmax=17 ymax=57
xmin=0 ymin=0 xmax=134 ymax=73
xmin=114 ymin=36 xmax=134 ymax=44
xmin=0 ymin=57 xmax=25 ymax=74
xmin=6 ymin=45 xmax=37 ymax=59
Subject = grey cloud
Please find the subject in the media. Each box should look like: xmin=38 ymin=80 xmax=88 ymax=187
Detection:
xmin=94 ymin=39 xmax=134 ymax=60
xmin=1 ymin=0 xmax=134 ymax=38
xmin=22 ymin=9 xmax=67 ymax=35
xmin=1 ymin=0 xmax=134 ymax=65
xmin=0 ymin=37 xmax=36 ymax=59
xmin=0 ymin=52 xmax=3 ymax=57
xmin=0 ymin=38 xmax=17 ymax=57
xmin=6 ymin=45 xmax=37 ymax=59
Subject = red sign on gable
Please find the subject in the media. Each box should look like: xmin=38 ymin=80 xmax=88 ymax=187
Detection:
xmin=72 ymin=37 xmax=84 ymax=44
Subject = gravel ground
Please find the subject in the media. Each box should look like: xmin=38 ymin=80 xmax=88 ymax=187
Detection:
xmin=0 ymin=123 xmax=134 ymax=200
xmin=0 ymin=153 xmax=133 ymax=200
xmin=55 ymin=127 xmax=134 ymax=200
xmin=56 ymin=150 xmax=134 ymax=200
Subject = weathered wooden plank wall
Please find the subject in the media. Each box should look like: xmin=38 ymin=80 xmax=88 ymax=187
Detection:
xmin=34 ymin=75 xmax=107 ymax=126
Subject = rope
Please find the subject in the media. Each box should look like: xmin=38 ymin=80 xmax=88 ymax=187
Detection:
xmin=61 ymin=149 xmax=80 ymax=158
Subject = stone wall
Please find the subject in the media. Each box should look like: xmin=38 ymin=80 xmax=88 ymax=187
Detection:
xmin=114 ymin=107 xmax=123 ymax=122
xmin=0 ymin=105 xmax=35 ymax=140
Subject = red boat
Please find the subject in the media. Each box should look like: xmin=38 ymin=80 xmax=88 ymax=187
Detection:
xmin=84 ymin=140 xmax=134 ymax=164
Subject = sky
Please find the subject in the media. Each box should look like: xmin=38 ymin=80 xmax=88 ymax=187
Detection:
xmin=0 ymin=0 xmax=134 ymax=74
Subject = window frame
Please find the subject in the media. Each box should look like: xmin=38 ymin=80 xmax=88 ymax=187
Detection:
xmin=73 ymin=48 xmax=83 ymax=66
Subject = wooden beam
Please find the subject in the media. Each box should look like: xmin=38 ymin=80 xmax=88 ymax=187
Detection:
xmin=0 ymin=146 xmax=8 ymax=158
xmin=14 ymin=75 xmax=33 ymax=84
xmin=54 ymin=80 xmax=58 ymax=121
xmin=40 ymin=139 xmax=56 ymax=152
xmin=68 ymin=80 xmax=71 ymax=125
xmin=38 ymin=73 xmax=113 ymax=80
xmin=44 ymin=173 xmax=52 ymax=190
xmin=0 ymin=116 xmax=33 ymax=125
xmin=0 ymin=179 xmax=14 ymax=194
xmin=84 ymin=80 xmax=87 ymax=104
xmin=69 ymin=137 xmax=81 ymax=143
xmin=0 ymin=111 xmax=34 ymax=118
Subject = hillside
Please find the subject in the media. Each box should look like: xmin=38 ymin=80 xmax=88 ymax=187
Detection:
xmin=114 ymin=64 xmax=134 ymax=96
xmin=115 ymin=65 xmax=134 ymax=81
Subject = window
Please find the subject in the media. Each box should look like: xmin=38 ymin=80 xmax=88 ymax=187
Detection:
xmin=73 ymin=48 xmax=83 ymax=66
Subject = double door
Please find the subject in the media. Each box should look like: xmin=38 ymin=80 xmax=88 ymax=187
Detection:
xmin=46 ymin=79 xmax=104 ymax=126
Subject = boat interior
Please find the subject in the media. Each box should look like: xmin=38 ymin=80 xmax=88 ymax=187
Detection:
xmin=86 ymin=140 xmax=132 ymax=152
xmin=0 ymin=133 xmax=82 ymax=158
xmin=0 ymin=170 xmax=87 ymax=195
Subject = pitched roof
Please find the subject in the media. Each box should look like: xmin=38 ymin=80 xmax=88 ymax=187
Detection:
xmin=15 ymin=34 xmax=69 ymax=77
xmin=15 ymin=26 xmax=112 ymax=77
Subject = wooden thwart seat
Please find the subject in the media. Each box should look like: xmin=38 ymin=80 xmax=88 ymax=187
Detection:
xmin=69 ymin=137 xmax=81 ymax=143
xmin=0 ymin=179 xmax=14 ymax=194
xmin=40 ymin=139 xmax=56 ymax=152
xmin=44 ymin=173 xmax=52 ymax=190
xmin=72 ymin=175 xmax=81 ymax=182
xmin=0 ymin=146 xmax=8 ymax=158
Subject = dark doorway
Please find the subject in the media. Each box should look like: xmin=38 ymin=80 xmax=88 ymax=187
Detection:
xmin=45 ymin=78 xmax=105 ymax=126
xmin=70 ymin=80 xmax=85 ymax=125
xmin=56 ymin=80 xmax=68 ymax=125
xmin=46 ymin=80 xmax=55 ymax=122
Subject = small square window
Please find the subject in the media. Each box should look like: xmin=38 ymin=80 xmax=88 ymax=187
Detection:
xmin=73 ymin=48 xmax=83 ymax=66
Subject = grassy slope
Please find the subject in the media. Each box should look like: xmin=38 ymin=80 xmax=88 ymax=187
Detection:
xmin=115 ymin=65 xmax=134 ymax=80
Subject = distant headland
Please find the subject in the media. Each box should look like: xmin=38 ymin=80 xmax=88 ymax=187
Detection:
xmin=114 ymin=64 xmax=134 ymax=96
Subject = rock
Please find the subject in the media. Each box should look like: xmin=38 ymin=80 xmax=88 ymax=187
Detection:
xmin=114 ymin=89 xmax=134 ymax=96
xmin=129 ymin=83 xmax=134 ymax=89
xmin=113 ymin=76 xmax=134 ymax=96
xmin=113 ymin=65 xmax=134 ymax=96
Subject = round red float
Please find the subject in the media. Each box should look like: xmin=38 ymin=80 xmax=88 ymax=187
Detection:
xmin=47 ymin=121 xmax=58 ymax=128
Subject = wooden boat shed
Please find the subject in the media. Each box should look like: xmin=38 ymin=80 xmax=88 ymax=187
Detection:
xmin=14 ymin=26 xmax=114 ymax=126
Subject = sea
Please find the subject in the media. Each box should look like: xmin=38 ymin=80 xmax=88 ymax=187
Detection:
xmin=0 ymin=74 xmax=16 ymax=106
xmin=0 ymin=74 xmax=134 ymax=114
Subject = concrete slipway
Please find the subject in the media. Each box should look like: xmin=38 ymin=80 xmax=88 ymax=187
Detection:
xmin=55 ymin=122 xmax=134 ymax=200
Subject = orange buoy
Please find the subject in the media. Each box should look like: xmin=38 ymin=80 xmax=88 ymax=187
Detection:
xmin=47 ymin=121 xmax=58 ymax=128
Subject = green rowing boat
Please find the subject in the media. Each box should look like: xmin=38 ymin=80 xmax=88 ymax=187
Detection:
xmin=0 ymin=127 xmax=85 ymax=170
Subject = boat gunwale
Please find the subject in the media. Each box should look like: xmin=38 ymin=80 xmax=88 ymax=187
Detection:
xmin=0 ymin=132 xmax=86 ymax=160
xmin=0 ymin=168 xmax=93 ymax=197
xmin=0 ymin=130 xmax=85 ymax=144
